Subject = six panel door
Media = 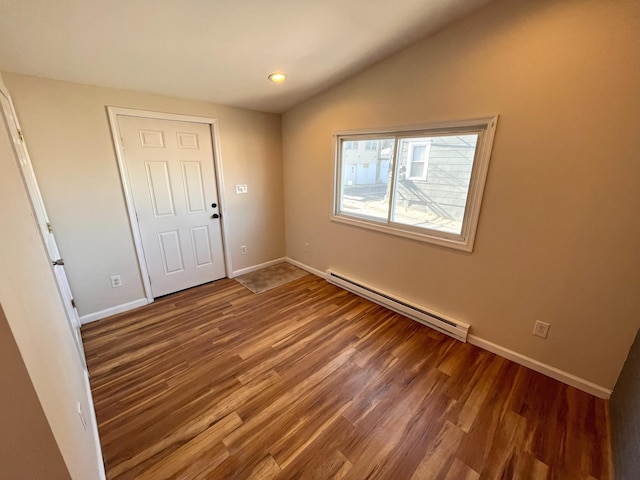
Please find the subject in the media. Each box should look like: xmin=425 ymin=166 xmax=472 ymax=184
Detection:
xmin=118 ymin=116 xmax=225 ymax=297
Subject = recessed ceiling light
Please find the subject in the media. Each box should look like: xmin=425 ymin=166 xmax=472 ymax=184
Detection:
xmin=268 ymin=72 xmax=287 ymax=83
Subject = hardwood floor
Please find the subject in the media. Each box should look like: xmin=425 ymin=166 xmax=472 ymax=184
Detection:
xmin=82 ymin=274 xmax=611 ymax=479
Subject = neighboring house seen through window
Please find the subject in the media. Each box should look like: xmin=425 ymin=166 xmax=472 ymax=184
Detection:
xmin=333 ymin=116 xmax=498 ymax=251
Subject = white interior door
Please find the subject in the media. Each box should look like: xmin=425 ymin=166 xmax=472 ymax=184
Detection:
xmin=0 ymin=76 xmax=86 ymax=368
xmin=118 ymin=115 xmax=226 ymax=297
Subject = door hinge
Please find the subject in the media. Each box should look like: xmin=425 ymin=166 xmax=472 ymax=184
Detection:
xmin=71 ymin=298 xmax=76 ymax=309
xmin=47 ymin=222 xmax=53 ymax=233
xmin=17 ymin=129 xmax=24 ymax=142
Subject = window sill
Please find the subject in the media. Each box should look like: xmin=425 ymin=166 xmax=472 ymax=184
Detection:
xmin=330 ymin=213 xmax=475 ymax=252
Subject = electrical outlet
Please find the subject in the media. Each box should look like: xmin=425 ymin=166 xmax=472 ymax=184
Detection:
xmin=533 ymin=320 xmax=550 ymax=338
xmin=304 ymin=242 xmax=310 ymax=253
xmin=77 ymin=402 xmax=87 ymax=431
xmin=240 ymin=245 xmax=247 ymax=255
xmin=110 ymin=275 xmax=122 ymax=288
xmin=235 ymin=184 xmax=248 ymax=194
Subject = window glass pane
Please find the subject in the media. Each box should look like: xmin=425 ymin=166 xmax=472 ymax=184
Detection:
xmin=410 ymin=161 xmax=426 ymax=179
xmin=339 ymin=138 xmax=395 ymax=221
xmin=391 ymin=134 xmax=479 ymax=235
xmin=412 ymin=145 xmax=427 ymax=160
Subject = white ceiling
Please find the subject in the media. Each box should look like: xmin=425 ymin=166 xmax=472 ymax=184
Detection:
xmin=0 ymin=0 xmax=493 ymax=113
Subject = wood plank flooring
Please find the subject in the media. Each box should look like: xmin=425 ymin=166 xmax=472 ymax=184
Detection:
xmin=82 ymin=275 xmax=611 ymax=479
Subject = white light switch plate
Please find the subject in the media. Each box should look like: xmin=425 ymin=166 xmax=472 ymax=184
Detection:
xmin=235 ymin=184 xmax=248 ymax=194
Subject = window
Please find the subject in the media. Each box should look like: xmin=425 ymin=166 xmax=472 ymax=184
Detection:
xmin=406 ymin=140 xmax=431 ymax=180
xmin=333 ymin=116 xmax=498 ymax=251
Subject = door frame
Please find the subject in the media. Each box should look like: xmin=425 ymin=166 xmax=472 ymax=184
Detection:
xmin=107 ymin=107 xmax=231 ymax=303
xmin=0 ymin=76 xmax=87 ymax=368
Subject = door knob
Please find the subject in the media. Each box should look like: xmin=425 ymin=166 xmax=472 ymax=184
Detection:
xmin=211 ymin=203 xmax=217 ymax=208
xmin=212 ymin=213 xmax=220 ymax=219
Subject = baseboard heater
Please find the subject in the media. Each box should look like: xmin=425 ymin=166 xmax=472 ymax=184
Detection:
xmin=327 ymin=271 xmax=469 ymax=342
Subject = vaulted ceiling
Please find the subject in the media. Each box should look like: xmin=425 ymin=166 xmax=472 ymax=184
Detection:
xmin=0 ymin=0 xmax=493 ymax=113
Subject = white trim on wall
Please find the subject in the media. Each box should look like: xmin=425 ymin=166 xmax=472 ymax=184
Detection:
xmin=467 ymin=335 xmax=612 ymax=399
xmin=230 ymin=257 xmax=286 ymax=278
xmin=285 ymin=257 xmax=612 ymax=399
xmin=106 ymin=107 xmax=233 ymax=304
xmin=79 ymin=298 xmax=149 ymax=325
xmin=82 ymin=257 xmax=293 ymax=322
xmin=80 ymin=247 xmax=613 ymax=400
xmin=82 ymin=369 xmax=107 ymax=480
xmin=285 ymin=258 xmax=328 ymax=279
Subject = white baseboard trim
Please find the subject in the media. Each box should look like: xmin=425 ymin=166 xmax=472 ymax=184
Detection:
xmin=85 ymin=261 xmax=611 ymax=399
xmin=284 ymin=257 xmax=328 ymax=279
xmin=82 ymin=369 xmax=107 ymax=480
xmin=467 ymin=334 xmax=612 ymax=399
xmin=229 ymin=257 xmax=286 ymax=278
xmin=79 ymin=298 xmax=149 ymax=325
xmin=281 ymin=260 xmax=612 ymax=399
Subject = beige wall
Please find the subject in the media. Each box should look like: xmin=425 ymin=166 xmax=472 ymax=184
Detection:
xmin=282 ymin=0 xmax=640 ymax=389
xmin=0 ymin=99 xmax=104 ymax=478
xmin=0 ymin=305 xmax=71 ymax=480
xmin=2 ymin=73 xmax=284 ymax=317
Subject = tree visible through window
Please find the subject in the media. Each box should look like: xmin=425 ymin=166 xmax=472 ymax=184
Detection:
xmin=333 ymin=116 xmax=498 ymax=251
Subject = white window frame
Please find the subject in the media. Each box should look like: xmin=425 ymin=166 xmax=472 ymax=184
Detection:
xmin=332 ymin=116 xmax=498 ymax=252
xmin=406 ymin=140 xmax=431 ymax=180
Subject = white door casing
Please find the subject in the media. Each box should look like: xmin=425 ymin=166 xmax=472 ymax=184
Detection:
xmin=117 ymin=115 xmax=226 ymax=297
xmin=0 ymin=76 xmax=86 ymax=368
